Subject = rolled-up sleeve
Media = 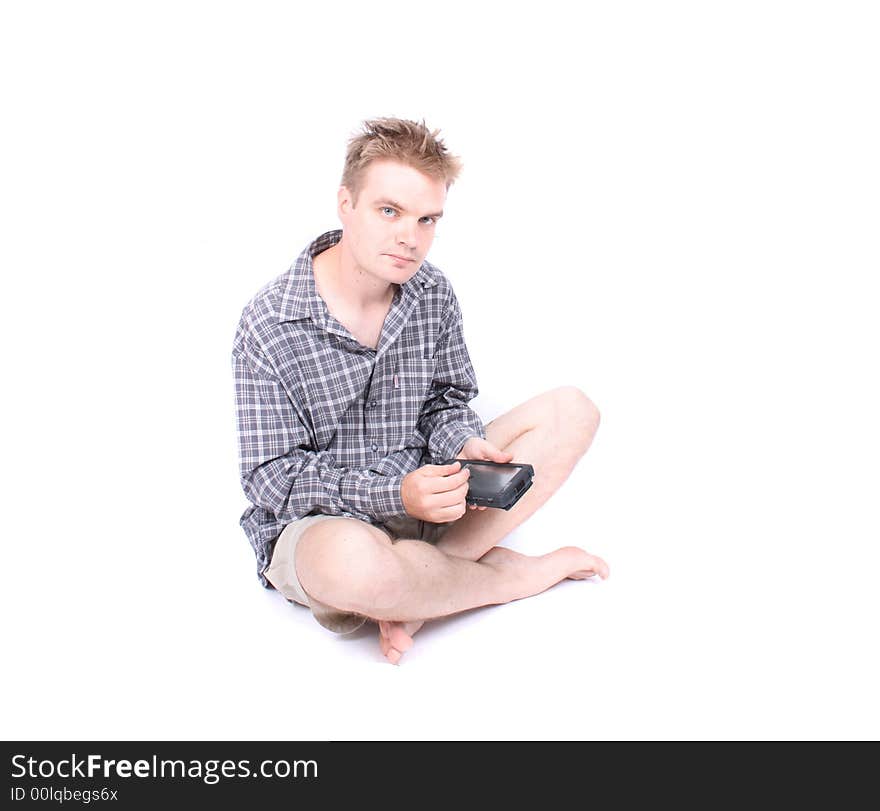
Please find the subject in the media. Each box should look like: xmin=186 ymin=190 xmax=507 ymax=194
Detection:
xmin=233 ymin=333 xmax=407 ymax=523
xmin=418 ymin=290 xmax=486 ymax=461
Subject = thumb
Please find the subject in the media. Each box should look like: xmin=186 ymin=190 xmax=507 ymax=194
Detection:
xmin=492 ymin=445 xmax=514 ymax=463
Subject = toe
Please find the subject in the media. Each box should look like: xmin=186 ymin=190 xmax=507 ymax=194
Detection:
xmin=388 ymin=624 xmax=414 ymax=653
xmin=581 ymin=554 xmax=609 ymax=579
xmin=378 ymin=621 xmax=413 ymax=664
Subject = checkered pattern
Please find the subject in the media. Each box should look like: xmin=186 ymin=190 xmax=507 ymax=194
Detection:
xmin=232 ymin=229 xmax=486 ymax=586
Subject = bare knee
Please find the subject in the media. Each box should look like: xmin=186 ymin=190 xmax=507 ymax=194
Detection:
xmin=294 ymin=519 xmax=405 ymax=617
xmin=550 ymin=386 xmax=600 ymax=448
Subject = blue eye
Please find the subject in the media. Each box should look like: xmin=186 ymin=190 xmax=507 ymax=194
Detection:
xmin=380 ymin=207 xmax=436 ymax=225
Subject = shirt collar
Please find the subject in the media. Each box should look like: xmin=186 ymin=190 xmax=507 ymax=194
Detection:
xmin=278 ymin=229 xmax=438 ymax=323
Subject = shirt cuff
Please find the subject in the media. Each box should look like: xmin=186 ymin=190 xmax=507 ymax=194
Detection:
xmin=430 ymin=419 xmax=486 ymax=463
xmin=362 ymin=473 xmax=407 ymax=519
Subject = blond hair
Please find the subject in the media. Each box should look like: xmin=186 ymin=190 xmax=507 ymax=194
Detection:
xmin=341 ymin=117 xmax=463 ymax=205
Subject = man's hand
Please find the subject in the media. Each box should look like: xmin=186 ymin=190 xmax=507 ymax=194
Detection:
xmin=456 ymin=436 xmax=514 ymax=464
xmin=456 ymin=437 xmax=514 ymax=511
xmin=401 ymin=462 xmax=471 ymax=523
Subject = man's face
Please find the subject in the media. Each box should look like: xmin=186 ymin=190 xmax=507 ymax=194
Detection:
xmin=338 ymin=159 xmax=446 ymax=286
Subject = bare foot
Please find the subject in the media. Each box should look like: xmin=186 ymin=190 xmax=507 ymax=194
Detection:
xmin=556 ymin=546 xmax=610 ymax=580
xmin=378 ymin=620 xmax=422 ymax=665
xmin=377 ymin=546 xmax=609 ymax=664
xmin=480 ymin=545 xmax=610 ymax=599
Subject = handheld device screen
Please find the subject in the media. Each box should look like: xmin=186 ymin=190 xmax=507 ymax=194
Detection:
xmin=467 ymin=463 xmax=520 ymax=490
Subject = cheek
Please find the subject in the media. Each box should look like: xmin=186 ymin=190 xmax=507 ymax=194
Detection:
xmin=354 ymin=225 xmax=379 ymax=255
xmin=363 ymin=230 xmax=385 ymax=262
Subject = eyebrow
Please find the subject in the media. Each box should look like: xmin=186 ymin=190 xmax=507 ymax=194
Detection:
xmin=375 ymin=198 xmax=444 ymax=219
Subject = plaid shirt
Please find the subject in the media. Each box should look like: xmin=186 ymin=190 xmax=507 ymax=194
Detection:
xmin=232 ymin=229 xmax=486 ymax=586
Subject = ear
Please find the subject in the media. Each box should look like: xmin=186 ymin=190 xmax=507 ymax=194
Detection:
xmin=337 ymin=185 xmax=353 ymax=218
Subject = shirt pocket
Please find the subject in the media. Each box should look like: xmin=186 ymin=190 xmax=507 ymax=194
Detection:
xmin=388 ymin=357 xmax=436 ymax=444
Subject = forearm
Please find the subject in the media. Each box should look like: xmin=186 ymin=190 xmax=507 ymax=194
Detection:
xmin=241 ymin=448 xmax=406 ymax=524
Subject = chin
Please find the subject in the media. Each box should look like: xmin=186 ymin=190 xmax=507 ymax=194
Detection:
xmin=379 ymin=266 xmax=419 ymax=284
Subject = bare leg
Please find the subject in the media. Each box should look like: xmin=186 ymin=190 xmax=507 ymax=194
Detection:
xmin=379 ymin=540 xmax=607 ymax=623
xmin=378 ymin=545 xmax=608 ymax=663
xmin=295 ymin=514 xmax=609 ymax=666
xmin=379 ymin=386 xmax=604 ymax=662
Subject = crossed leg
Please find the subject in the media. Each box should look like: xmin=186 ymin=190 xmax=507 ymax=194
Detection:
xmin=378 ymin=386 xmax=607 ymax=662
xmin=294 ymin=386 xmax=608 ymax=663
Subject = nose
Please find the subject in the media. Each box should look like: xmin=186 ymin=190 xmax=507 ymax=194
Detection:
xmin=396 ymin=219 xmax=417 ymax=250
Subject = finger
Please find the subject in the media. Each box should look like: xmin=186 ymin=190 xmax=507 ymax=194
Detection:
xmin=430 ymin=461 xmax=461 ymax=475
xmin=478 ymin=446 xmax=513 ymax=463
xmin=436 ymin=483 xmax=469 ymax=507
xmin=433 ymin=501 xmax=468 ymax=521
xmin=428 ymin=468 xmax=470 ymax=493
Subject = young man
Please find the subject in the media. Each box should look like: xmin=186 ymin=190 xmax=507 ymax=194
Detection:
xmin=232 ymin=117 xmax=608 ymax=664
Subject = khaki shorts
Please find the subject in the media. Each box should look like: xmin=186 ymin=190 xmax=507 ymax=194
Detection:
xmin=262 ymin=513 xmax=453 ymax=634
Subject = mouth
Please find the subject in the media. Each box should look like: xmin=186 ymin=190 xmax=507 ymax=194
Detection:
xmin=385 ymin=253 xmax=416 ymax=263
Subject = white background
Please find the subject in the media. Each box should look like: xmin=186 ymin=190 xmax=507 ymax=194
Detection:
xmin=1 ymin=1 xmax=878 ymax=740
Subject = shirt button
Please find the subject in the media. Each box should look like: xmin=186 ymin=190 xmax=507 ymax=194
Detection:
xmin=371 ymin=443 xmax=378 ymax=452
xmin=371 ymin=400 xmax=377 ymax=407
